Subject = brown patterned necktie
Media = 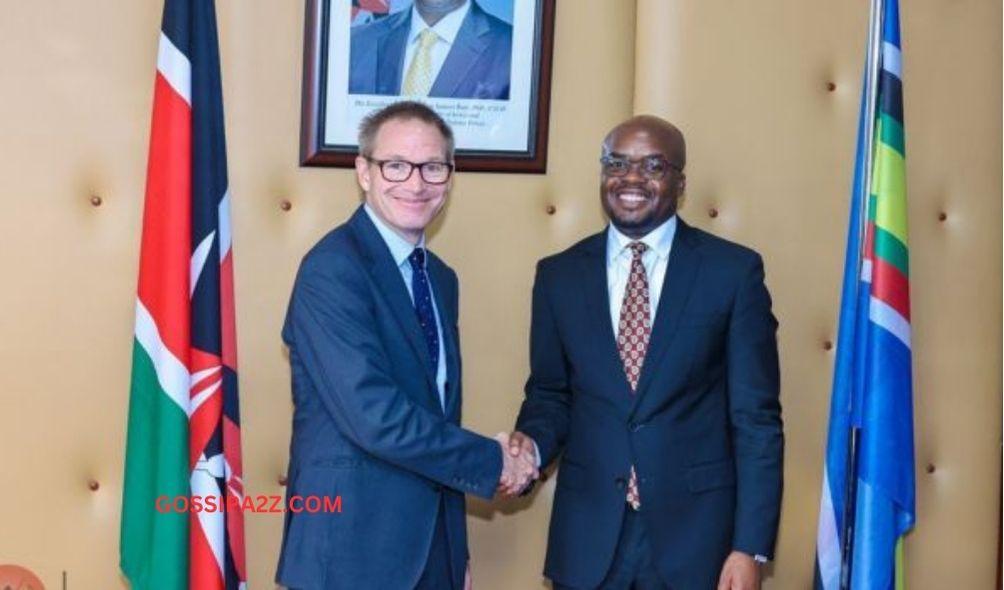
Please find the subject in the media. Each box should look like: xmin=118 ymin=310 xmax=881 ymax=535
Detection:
xmin=617 ymin=241 xmax=651 ymax=510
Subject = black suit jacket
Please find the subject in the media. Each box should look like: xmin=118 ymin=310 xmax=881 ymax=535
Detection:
xmin=516 ymin=219 xmax=783 ymax=589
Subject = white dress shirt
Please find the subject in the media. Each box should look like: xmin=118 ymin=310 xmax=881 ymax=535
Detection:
xmin=364 ymin=205 xmax=447 ymax=410
xmin=401 ymin=0 xmax=471 ymax=90
xmin=606 ymin=216 xmax=678 ymax=336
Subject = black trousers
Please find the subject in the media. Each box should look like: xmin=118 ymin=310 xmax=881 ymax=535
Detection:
xmin=554 ymin=507 xmax=668 ymax=590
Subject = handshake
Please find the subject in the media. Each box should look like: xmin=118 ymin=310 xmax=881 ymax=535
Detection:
xmin=493 ymin=431 xmax=539 ymax=498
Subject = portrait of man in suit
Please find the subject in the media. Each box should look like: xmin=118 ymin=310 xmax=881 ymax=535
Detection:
xmin=275 ymin=101 xmax=536 ymax=590
xmin=504 ymin=116 xmax=784 ymax=589
xmin=348 ymin=0 xmax=513 ymax=100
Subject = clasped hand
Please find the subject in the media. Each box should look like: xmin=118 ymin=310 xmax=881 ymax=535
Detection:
xmin=493 ymin=431 xmax=538 ymax=497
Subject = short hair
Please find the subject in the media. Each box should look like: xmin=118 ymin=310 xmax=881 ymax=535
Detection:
xmin=357 ymin=101 xmax=455 ymax=160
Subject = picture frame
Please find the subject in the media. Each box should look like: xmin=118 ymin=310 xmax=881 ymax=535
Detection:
xmin=300 ymin=0 xmax=556 ymax=173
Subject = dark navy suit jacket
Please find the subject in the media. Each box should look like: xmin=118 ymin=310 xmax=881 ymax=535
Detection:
xmin=349 ymin=2 xmax=513 ymax=99
xmin=275 ymin=207 xmax=502 ymax=590
xmin=516 ymin=220 xmax=783 ymax=589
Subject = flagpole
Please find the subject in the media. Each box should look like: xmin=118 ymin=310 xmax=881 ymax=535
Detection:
xmin=839 ymin=0 xmax=885 ymax=588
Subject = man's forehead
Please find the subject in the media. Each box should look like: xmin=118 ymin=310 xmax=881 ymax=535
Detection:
xmin=603 ymin=124 xmax=683 ymax=161
xmin=604 ymin=147 xmax=669 ymax=157
xmin=608 ymin=126 xmax=654 ymax=143
xmin=372 ymin=119 xmax=447 ymax=151
xmin=375 ymin=117 xmax=438 ymax=139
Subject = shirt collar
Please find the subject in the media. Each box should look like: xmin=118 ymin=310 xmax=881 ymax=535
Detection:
xmin=408 ymin=0 xmax=471 ymax=46
xmin=606 ymin=215 xmax=678 ymax=266
xmin=364 ymin=204 xmax=426 ymax=269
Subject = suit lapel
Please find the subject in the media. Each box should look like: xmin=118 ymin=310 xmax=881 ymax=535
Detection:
xmin=427 ymin=258 xmax=458 ymax=418
xmin=578 ymin=232 xmax=635 ymax=414
xmin=348 ymin=208 xmax=439 ymax=398
xmin=376 ymin=11 xmax=410 ymax=94
xmin=429 ymin=5 xmax=490 ymax=97
xmin=630 ymin=220 xmax=703 ymax=416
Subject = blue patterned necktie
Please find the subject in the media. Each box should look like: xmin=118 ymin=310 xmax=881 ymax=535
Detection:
xmin=408 ymin=247 xmax=439 ymax=376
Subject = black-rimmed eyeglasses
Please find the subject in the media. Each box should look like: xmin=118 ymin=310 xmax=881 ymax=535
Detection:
xmin=366 ymin=158 xmax=454 ymax=184
xmin=600 ymin=155 xmax=681 ymax=180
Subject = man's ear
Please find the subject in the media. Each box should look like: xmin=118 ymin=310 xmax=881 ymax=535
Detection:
xmin=677 ymin=173 xmax=687 ymax=195
xmin=355 ymin=155 xmax=371 ymax=192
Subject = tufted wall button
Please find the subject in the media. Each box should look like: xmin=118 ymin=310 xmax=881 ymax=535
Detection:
xmin=827 ymin=82 xmax=837 ymax=92
xmin=823 ymin=340 xmax=833 ymax=351
xmin=708 ymin=207 xmax=719 ymax=219
xmin=926 ymin=463 xmax=936 ymax=474
xmin=546 ymin=204 xmax=556 ymax=215
xmin=88 ymin=479 xmax=100 ymax=491
xmin=280 ymin=199 xmax=292 ymax=211
xmin=278 ymin=474 xmax=287 ymax=486
xmin=90 ymin=195 xmax=103 ymax=207
xmin=938 ymin=211 xmax=947 ymax=222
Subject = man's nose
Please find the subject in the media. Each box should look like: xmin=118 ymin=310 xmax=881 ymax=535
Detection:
xmin=623 ymin=161 xmax=646 ymax=183
xmin=403 ymin=166 xmax=427 ymax=191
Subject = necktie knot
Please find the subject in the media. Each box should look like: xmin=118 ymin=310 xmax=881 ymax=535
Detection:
xmin=408 ymin=247 xmax=426 ymax=270
xmin=417 ymin=28 xmax=439 ymax=48
xmin=628 ymin=241 xmax=648 ymax=258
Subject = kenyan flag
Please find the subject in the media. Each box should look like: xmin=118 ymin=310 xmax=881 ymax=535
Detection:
xmin=120 ymin=1 xmax=246 ymax=588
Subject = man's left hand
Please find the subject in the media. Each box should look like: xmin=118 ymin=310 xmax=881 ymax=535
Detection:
xmin=716 ymin=551 xmax=760 ymax=590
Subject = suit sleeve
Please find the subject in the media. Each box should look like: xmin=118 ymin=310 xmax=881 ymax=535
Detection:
xmin=727 ymin=253 xmax=784 ymax=558
xmin=287 ymin=255 xmax=502 ymax=499
xmin=515 ymin=260 xmax=573 ymax=468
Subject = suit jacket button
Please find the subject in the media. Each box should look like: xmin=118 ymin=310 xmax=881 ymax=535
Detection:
xmin=615 ymin=477 xmax=626 ymax=490
xmin=431 ymin=483 xmax=443 ymax=493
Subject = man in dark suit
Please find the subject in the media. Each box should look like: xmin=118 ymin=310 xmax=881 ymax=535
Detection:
xmin=349 ymin=0 xmax=512 ymax=100
xmin=275 ymin=101 xmax=535 ymax=590
xmin=506 ymin=116 xmax=784 ymax=589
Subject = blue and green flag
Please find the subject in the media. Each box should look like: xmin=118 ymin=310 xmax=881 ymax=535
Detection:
xmin=815 ymin=0 xmax=916 ymax=588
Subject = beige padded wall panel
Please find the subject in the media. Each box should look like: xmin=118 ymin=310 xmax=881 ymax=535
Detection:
xmin=634 ymin=0 xmax=1002 ymax=588
xmin=0 ymin=0 xmax=637 ymax=588
xmin=0 ymin=2 xmax=163 ymax=588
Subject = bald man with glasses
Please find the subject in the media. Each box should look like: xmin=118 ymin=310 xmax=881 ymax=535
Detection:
xmin=505 ymin=115 xmax=784 ymax=590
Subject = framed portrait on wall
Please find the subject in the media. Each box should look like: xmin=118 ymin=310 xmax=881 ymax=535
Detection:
xmin=300 ymin=0 xmax=556 ymax=173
